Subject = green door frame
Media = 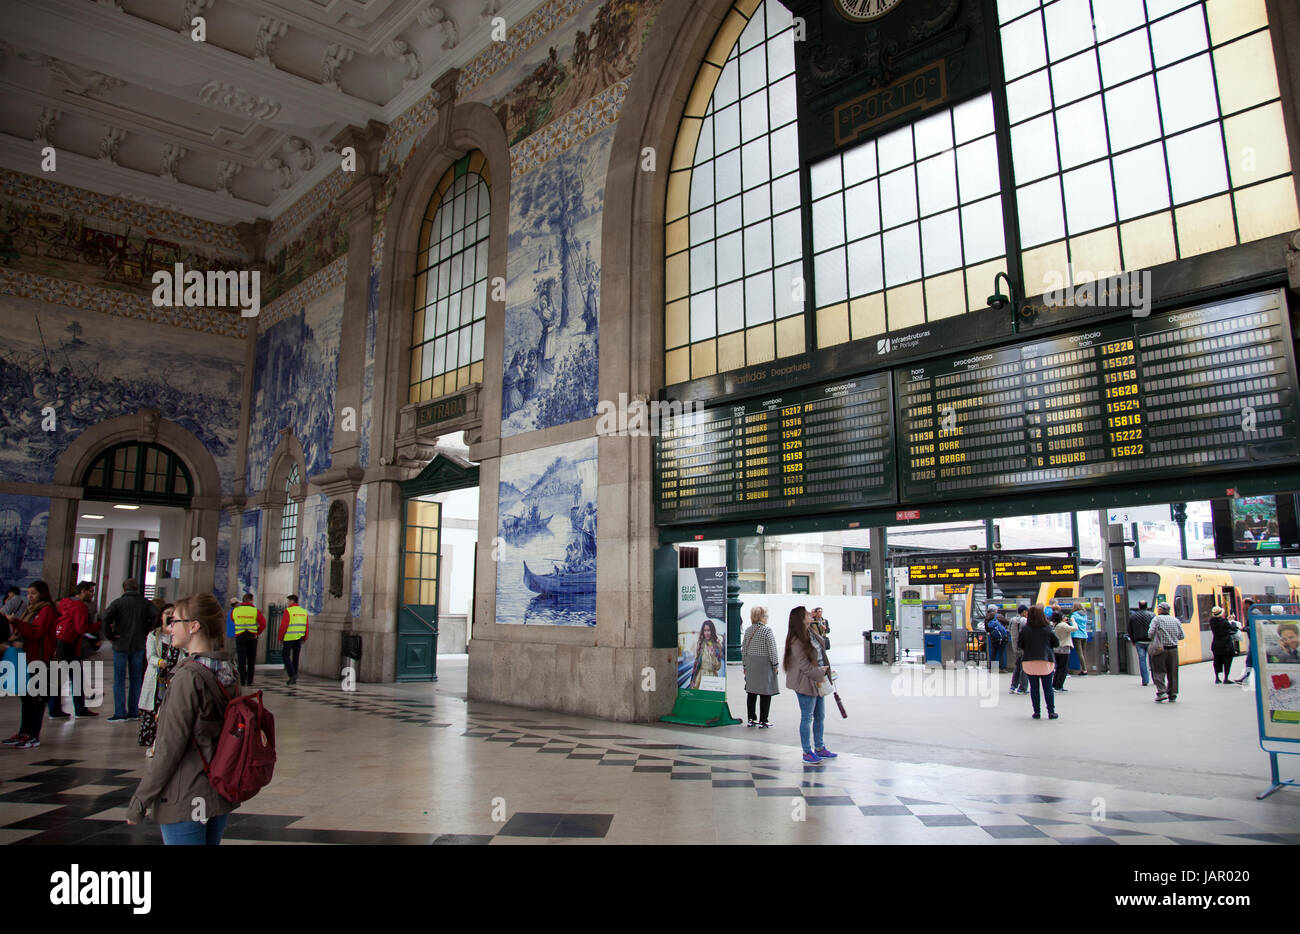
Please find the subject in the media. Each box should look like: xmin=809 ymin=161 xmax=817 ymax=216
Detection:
xmin=397 ymin=454 xmax=480 ymax=682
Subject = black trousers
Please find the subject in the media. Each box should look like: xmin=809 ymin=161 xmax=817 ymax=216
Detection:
xmin=235 ymin=634 xmax=258 ymax=685
xmin=1213 ymin=653 xmax=1234 ymax=681
xmin=1053 ymin=652 xmax=1070 ymax=689
xmin=746 ymin=693 xmax=772 ymax=724
xmin=19 ymin=692 xmax=45 ymax=739
xmin=282 ymin=639 xmax=302 ymax=680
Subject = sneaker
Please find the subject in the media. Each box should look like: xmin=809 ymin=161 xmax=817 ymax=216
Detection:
xmin=126 ymin=714 xmax=139 ymax=721
xmin=106 ymin=715 xmax=129 ymax=723
xmin=801 ymin=752 xmax=822 ymax=764
xmin=1031 ymin=713 xmax=1041 ymax=719
xmin=1154 ymin=696 xmax=1166 ymax=703
xmin=16 ymin=737 xmax=40 ymax=749
xmin=48 ymin=712 xmax=70 ymax=719
xmin=814 ymin=748 xmax=837 ymax=758
xmin=2 ymin=733 xmax=27 ymax=746
xmin=1168 ymin=697 xmax=1176 ymax=703
xmin=758 ymin=722 xmax=771 ymax=729
xmin=1056 ymin=686 xmax=1069 ymax=692
xmin=1048 ymin=713 xmax=1059 ymax=720
xmin=74 ymin=710 xmax=97 ymax=718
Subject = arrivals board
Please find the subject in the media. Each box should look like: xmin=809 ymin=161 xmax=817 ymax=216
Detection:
xmin=895 ymin=293 xmax=1300 ymax=501
xmin=654 ymin=290 xmax=1300 ymax=527
xmin=654 ymin=374 xmax=895 ymax=524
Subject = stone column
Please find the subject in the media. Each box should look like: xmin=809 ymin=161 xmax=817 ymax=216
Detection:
xmin=305 ymin=467 xmax=364 ymax=680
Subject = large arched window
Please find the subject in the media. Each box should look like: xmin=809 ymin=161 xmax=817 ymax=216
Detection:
xmin=664 ymin=0 xmax=802 ymax=384
xmin=410 ymin=151 xmax=491 ymax=404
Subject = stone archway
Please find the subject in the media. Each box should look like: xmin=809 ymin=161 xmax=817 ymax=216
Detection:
xmin=47 ymin=407 xmax=224 ymax=599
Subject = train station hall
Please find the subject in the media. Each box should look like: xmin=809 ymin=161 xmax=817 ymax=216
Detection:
xmin=0 ymin=0 xmax=1299 ymax=878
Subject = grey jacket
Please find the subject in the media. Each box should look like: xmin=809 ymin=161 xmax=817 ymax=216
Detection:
xmin=1007 ymin=615 xmax=1027 ymax=661
xmin=741 ymin=623 xmax=780 ymax=696
xmin=127 ymin=652 xmax=241 ymax=825
xmin=139 ymin=628 xmax=185 ymax=711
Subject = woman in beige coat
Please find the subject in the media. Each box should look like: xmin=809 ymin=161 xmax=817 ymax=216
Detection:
xmin=127 ymin=592 xmax=241 ymax=845
xmin=783 ymin=605 xmax=836 ymax=764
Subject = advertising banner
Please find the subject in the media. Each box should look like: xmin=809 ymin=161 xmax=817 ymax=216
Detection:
xmin=677 ymin=567 xmax=727 ymax=693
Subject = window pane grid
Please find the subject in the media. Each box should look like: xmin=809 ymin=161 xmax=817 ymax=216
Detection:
xmin=279 ymin=464 xmax=300 ymax=565
xmin=1000 ymin=1 xmax=1292 ymax=287
xmin=410 ymin=159 xmax=489 ymax=403
xmin=808 ymin=93 xmax=1007 ymax=330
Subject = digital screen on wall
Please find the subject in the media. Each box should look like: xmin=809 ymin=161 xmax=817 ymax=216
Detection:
xmin=653 ymin=290 xmax=1300 ymax=527
xmin=907 ymin=556 xmax=983 ymax=584
xmin=1211 ymin=495 xmax=1300 ymax=557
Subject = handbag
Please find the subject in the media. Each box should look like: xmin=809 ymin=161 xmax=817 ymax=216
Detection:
xmin=1148 ymin=636 xmax=1165 ymax=658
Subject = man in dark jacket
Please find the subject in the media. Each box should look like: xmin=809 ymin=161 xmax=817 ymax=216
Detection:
xmin=1127 ymin=600 xmax=1154 ymax=687
xmin=103 ymin=579 xmax=158 ymax=722
xmin=47 ymin=580 xmax=99 ymax=719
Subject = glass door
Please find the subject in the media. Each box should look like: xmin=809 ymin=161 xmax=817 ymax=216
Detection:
xmin=397 ymin=497 xmax=440 ymax=681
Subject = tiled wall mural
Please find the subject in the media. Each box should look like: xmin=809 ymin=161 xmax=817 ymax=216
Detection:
xmin=0 ymin=495 xmax=50 ymax=593
xmin=246 ymin=285 xmax=344 ymax=492
xmin=0 ymin=297 xmax=242 ymax=492
xmin=237 ymin=511 xmax=261 ymax=597
xmin=350 ymin=484 xmax=368 ymax=618
xmin=495 ymin=437 xmax=597 ymax=627
xmin=213 ymin=510 xmax=231 ymax=609
xmin=263 ymin=195 xmax=351 ymax=305
xmin=501 ymin=125 xmax=612 ymax=437
xmin=298 ymin=492 xmax=331 ymax=615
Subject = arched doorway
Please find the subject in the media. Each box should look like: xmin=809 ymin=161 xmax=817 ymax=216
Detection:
xmin=47 ymin=409 xmax=224 ymax=603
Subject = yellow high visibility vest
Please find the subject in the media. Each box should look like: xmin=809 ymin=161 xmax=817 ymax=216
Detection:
xmin=232 ymin=604 xmax=259 ymax=635
xmin=284 ymin=605 xmax=308 ymax=641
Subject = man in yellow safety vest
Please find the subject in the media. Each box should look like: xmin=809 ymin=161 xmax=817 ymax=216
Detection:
xmin=277 ymin=595 xmax=309 ymax=686
xmin=231 ymin=593 xmax=266 ymax=686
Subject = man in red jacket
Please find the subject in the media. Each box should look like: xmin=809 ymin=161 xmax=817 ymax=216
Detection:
xmin=48 ymin=581 xmax=99 ymax=719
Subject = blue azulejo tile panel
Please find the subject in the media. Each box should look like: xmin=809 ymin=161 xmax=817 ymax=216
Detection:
xmin=0 ymin=298 xmax=241 ymax=492
xmin=237 ymin=511 xmax=261 ymax=598
xmin=0 ymin=495 xmax=49 ymax=593
xmin=500 ymin=126 xmax=613 ymax=438
xmin=495 ymin=438 xmax=596 ymax=626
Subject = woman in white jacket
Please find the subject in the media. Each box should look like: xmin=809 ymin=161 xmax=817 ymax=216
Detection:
xmin=138 ymin=604 xmax=184 ymax=752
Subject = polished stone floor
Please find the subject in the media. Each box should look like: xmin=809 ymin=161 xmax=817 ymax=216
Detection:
xmin=0 ymin=654 xmax=1297 ymax=845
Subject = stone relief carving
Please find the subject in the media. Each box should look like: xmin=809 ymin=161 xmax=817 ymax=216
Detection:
xmin=384 ymin=39 xmax=422 ymax=85
xmin=160 ymin=143 xmax=187 ymax=182
xmin=198 ymin=81 xmax=282 ymax=121
xmin=254 ymin=17 xmax=288 ymax=66
xmin=97 ymin=126 xmax=125 ymax=164
xmin=216 ymin=160 xmax=241 ymax=197
xmin=327 ymin=499 xmax=348 ymax=599
xmin=321 ymin=43 xmax=354 ymax=91
xmin=35 ymin=108 xmax=60 ymax=145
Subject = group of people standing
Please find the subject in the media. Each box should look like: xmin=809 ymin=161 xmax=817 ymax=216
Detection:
xmin=742 ymin=606 xmax=838 ymax=763
xmin=984 ymin=601 xmax=1087 ymax=698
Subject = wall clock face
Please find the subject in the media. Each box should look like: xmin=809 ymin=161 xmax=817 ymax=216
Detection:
xmin=834 ymin=0 xmax=904 ymax=22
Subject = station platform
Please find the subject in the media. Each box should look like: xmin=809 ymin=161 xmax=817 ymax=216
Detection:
xmin=0 ymin=653 xmax=1295 ymax=845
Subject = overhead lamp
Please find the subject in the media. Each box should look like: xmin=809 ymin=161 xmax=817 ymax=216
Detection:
xmin=986 ymin=272 xmax=1016 ymax=312
xmin=113 ymin=504 xmax=141 ymax=510
xmin=81 ymin=514 xmax=104 ymax=519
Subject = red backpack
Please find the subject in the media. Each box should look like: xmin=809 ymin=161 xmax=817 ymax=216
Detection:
xmin=185 ymin=661 xmax=276 ymax=804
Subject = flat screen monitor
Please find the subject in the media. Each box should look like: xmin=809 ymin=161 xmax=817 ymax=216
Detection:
xmin=1211 ymin=494 xmax=1300 ymax=557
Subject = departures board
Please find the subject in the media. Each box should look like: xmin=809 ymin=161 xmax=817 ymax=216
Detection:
xmin=895 ymin=294 xmax=1300 ymax=500
xmin=654 ymin=291 xmax=1300 ymax=526
xmin=654 ymin=375 xmax=896 ymax=524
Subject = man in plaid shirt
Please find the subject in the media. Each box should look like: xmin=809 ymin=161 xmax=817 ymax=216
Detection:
xmin=1147 ymin=602 xmax=1184 ymax=703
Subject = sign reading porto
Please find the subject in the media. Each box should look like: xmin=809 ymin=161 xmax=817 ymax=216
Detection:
xmin=778 ymin=0 xmax=993 ymax=164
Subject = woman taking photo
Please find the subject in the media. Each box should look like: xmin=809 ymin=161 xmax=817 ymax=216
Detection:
xmin=127 ymin=593 xmax=240 ymax=845
xmin=4 ymin=581 xmax=58 ymax=749
xmin=139 ymin=603 xmax=183 ymax=752
xmin=783 ymin=605 xmax=836 ymax=763
xmin=741 ymin=606 xmax=779 ymax=728
xmin=1018 ymin=605 xmax=1060 ymax=720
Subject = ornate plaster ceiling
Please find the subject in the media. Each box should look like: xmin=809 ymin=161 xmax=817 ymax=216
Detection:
xmin=0 ymin=0 xmax=527 ymax=224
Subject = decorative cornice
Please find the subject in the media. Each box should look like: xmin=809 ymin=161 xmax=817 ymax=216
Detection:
xmin=198 ymin=80 xmax=282 ymax=121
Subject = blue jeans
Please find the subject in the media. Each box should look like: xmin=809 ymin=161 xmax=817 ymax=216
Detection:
xmin=1134 ymin=641 xmax=1150 ymax=684
xmin=160 ymin=813 xmax=230 ymax=846
xmin=113 ymin=650 xmax=145 ymax=718
xmin=796 ymin=693 xmax=825 ymax=754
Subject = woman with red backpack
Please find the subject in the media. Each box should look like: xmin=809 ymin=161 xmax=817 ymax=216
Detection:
xmin=4 ymin=580 xmax=58 ymax=749
xmin=126 ymin=592 xmax=241 ymax=845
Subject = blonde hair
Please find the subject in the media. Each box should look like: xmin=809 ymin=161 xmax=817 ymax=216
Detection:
xmin=174 ymin=593 xmax=225 ymax=648
xmin=750 ymin=606 xmax=768 ymax=624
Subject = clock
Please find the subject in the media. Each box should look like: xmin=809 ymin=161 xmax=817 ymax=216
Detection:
xmin=834 ymin=0 xmax=904 ymax=22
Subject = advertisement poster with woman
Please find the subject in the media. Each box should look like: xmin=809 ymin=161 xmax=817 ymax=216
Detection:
xmin=677 ymin=568 xmax=727 ymax=694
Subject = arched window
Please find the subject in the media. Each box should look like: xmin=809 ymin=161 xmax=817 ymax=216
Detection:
xmin=410 ymin=151 xmax=491 ymax=404
xmin=279 ymin=463 xmax=300 ymax=564
xmin=664 ymin=0 xmax=802 ymax=384
xmin=82 ymin=442 xmax=192 ymax=507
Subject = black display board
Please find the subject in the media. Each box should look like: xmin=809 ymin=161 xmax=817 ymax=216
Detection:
xmin=654 ymin=374 xmax=895 ymax=524
xmin=896 ymin=292 xmax=1300 ymax=501
xmin=907 ymin=555 xmax=983 ymax=584
xmin=654 ymin=291 xmax=1300 ymax=527
xmin=992 ymin=557 xmax=1079 ymax=583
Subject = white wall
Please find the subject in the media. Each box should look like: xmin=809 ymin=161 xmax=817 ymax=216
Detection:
xmin=739 ymin=593 xmax=875 ymax=638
